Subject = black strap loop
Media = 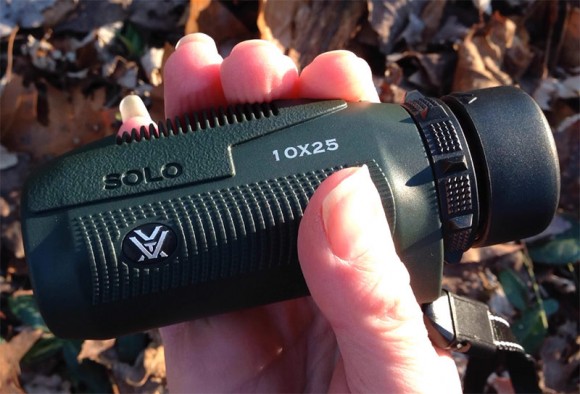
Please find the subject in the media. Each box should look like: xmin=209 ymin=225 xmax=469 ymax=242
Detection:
xmin=423 ymin=291 xmax=541 ymax=393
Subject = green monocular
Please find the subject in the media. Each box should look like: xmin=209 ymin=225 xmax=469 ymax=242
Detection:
xmin=21 ymin=86 xmax=560 ymax=339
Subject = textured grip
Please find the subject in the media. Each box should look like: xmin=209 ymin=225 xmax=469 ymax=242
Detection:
xmin=74 ymin=161 xmax=392 ymax=305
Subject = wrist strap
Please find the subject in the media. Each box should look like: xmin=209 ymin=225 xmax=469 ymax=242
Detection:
xmin=423 ymin=291 xmax=541 ymax=393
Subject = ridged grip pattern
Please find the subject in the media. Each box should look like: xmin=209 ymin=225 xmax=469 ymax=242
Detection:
xmin=74 ymin=162 xmax=392 ymax=305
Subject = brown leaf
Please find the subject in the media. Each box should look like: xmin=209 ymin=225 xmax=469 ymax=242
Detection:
xmin=557 ymin=6 xmax=580 ymax=72
xmin=0 ymin=75 xmax=32 ymax=138
xmin=258 ymin=0 xmax=366 ymax=68
xmin=460 ymin=243 xmax=523 ymax=264
xmin=77 ymin=339 xmax=116 ymax=365
xmin=452 ymin=13 xmax=518 ymax=91
xmin=111 ymin=344 xmax=166 ymax=391
xmin=0 ymin=329 xmax=43 ymax=394
xmin=196 ymin=0 xmax=251 ymax=53
xmin=420 ymin=0 xmax=447 ymax=41
xmin=553 ymin=114 xmax=580 ymax=213
xmin=504 ymin=20 xmax=533 ymax=81
xmin=367 ymin=0 xmax=421 ymax=54
xmin=1 ymin=84 xmax=116 ymax=162
xmin=185 ymin=0 xmax=212 ymax=34
xmin=142 ymin=346 xmax=165 ymax=381
xmin=540 ymin=323 xmax=580 ymax=392
xmin=2 ymin=219 xmax=24 ymax=259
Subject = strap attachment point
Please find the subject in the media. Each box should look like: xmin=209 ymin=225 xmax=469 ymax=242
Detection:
xmin=423 ymin=290 xmax=542 ymax=393
xmin=423 ymin=290 xmax=496 ymax=357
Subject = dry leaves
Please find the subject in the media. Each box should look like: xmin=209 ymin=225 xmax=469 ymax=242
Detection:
xmin=0 ymin=329 xmax=43 ymax=394
xmin=77 ymin=335 xmax=166 ymax=393
xmin=258 ymin=0 xmax=366 ymax=68
xmin=452 ymin=13 xmax=520 ymax=91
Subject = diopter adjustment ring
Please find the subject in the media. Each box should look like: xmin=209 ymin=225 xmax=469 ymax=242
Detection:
xmin=403 ymin=91 xmax=479 ymax=263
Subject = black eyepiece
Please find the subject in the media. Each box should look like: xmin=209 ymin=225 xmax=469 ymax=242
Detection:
xmin=443 ymin=86 xmax=560 ymax=246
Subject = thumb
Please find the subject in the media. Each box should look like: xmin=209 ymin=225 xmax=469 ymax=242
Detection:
xmin=297 ymin=166 xmax=460 ymax=393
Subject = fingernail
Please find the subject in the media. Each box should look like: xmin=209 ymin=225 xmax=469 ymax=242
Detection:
xmin=175 ymin=33 xmax=215 ymax=50
xmin=322 ymin=166 xmax=385 ymax=261
xmin=119 ymin=95 xmax=151 ymax=122
xmin=230 ymin=39 xmax=281 ymax=54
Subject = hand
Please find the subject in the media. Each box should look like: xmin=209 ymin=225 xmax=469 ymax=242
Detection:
xmin=118 ymin=33 xmax=461 ymax=393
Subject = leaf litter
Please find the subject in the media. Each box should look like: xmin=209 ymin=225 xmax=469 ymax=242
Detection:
xmin=0 ymin=0 xmax=578 ymax=392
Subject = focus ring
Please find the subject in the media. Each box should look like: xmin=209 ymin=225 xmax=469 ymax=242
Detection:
xmin=403 ymin=92 xmax=479 ymax=263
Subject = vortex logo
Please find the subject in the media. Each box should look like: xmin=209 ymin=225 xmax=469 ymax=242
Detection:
xmin=122 ymin=223 xmax=177 ymax=263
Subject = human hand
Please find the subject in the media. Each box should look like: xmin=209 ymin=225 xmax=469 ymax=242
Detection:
xmin=118 ymin=33 xmax=461 ymax=393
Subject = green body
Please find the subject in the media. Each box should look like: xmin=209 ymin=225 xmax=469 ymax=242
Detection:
xmin=22 ymin=100 xmax=443 ymax=339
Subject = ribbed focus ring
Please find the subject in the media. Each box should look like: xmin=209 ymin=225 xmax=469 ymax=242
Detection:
xmin=403 ymin=91 xmax=479 ymax=263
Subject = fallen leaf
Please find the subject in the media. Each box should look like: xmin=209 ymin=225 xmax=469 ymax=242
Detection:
xmin=367 ymin=0 xmax=424 ymax=55
xmin=196 ymin=0 xmax=252 ymax=54
xmin=557 ymin=6 xmax=580 ymax=72
xmin=111 ymin=344 xmax=166 ymax=390
xmin=259 ymin=0 xmax=366 ymax=68
xmin=142 ymin=345 xmax=165 ymax=381
xmin=420 ymin=0 xmax=447 ymax=42
xmin=553 ymin=114 xmax=580 ymax=213
xmin=2 ymin=219 xmax=24 ymax=259
xmin=540 ymin=326 xmax=580 ymax=392
xmin=77 ymin=339 xmax=116 ymax=365
xmin=389 ymin=50 xmax=457 ymax=95
xmin=61 ymin=340 xmax=113 ymax=393
xmin=460 ymin=243 xmax=523 ymax=263
xmin=0 ymin=197 xmax=10 ymax=217
xmin=185 ymin=0 xmax=212 ymax=34
xmin=452 ymin=12 xmax=518 ymax=91
xmin=431 ymin=15 xmax=470 ymax=45
xmin=0 ymin=329 xmax=43 ymax=394
xmin=1 ymin=84 xmax=116 ymax=161
xmin=542 ymin=273 xmax=577 ymax=294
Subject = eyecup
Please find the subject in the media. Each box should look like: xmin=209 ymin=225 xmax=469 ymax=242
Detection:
xmin=443 ymin=86 xmax=560 ymax=246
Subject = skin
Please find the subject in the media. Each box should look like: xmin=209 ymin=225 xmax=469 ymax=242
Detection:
xmin=118 ymin=33 xmax=462 ymax=393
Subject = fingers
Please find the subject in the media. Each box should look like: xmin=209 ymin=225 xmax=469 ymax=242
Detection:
xmin=300 ymin=51 xmax=380 ymax=102
xmin=297 ymin=167 xmax=461 ymax=393
xmin=163 ymin=33 xmax=227 ymax=118
xmin=220 ymin=40 xmax=300 ymax=104
xmin=117 ymin=34 xmax=379 ymax=136
xmin=117 ymin=95 xmax=153 ymax=137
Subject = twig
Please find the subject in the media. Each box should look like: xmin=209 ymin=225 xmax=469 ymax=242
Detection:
xmin=0 ymin=26 xmax=19 ymax=97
